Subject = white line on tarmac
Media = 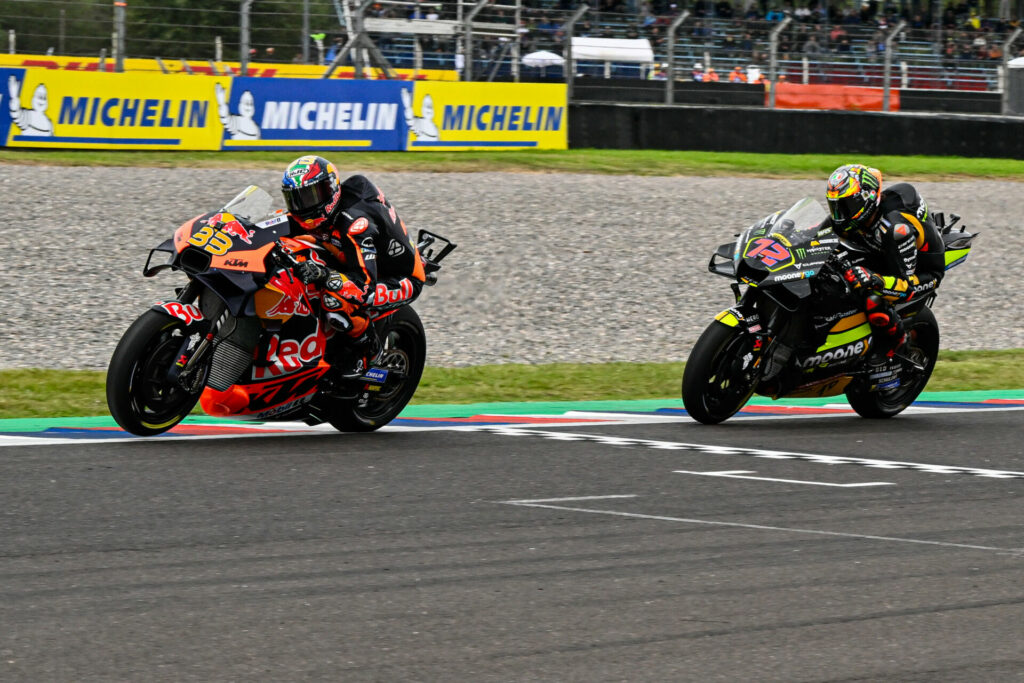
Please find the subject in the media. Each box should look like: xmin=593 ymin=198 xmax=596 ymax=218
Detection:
xmin=672 ymin=469 xmax=895 ymax=487
xmin=502 ymin=494 xmax=638 ymax=504
xmin=497 ymin=500 xmax=1024 ymax=556
xmin=464 ymin=427 xmax=1024 ymax=480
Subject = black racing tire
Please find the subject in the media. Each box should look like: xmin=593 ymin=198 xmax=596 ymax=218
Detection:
xmin=106 ymin=310 xmax=204 ymax=436
xmin=682 ymin=321 xmax=759 ymax=425
xmin=328 ymin=306 xmax=426 ymax=433
xmin=845 ymin=306 xmax=939 ymax=419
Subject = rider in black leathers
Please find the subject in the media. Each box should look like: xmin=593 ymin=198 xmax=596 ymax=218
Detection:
xmin=280 ymin=155 xmax=426 ymax=370
xmin=823 ymin=163 xmax=946 ymax=361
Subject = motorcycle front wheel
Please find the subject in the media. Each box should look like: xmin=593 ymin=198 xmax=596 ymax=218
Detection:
xmin=845 ymin=306 xmax=939 ymax=419
xmin=682 ymin=321 xmax=759 ymax=425
xmin=106 ymin=310 xmax=205 ymax=436
xmin=328 ymin=306 xmax=426 ymax=433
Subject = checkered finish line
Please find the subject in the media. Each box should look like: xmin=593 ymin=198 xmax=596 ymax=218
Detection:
xmin=460 ymin=426 xmax=1024 ymax=480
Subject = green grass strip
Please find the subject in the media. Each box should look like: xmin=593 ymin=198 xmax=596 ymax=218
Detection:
xmin=2 ymin=349 xmax=1022 ymax=419
xmin=4 ymin=148 xmax=1024 ymax=179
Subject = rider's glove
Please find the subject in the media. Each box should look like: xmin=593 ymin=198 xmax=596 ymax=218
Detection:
xmin=843 ymin=265 xmax=883 ymax=294
xmin=324 ymin=273 xmax=367 ymax=303
xmin=295 ymin=260 xmax=330 ymax=286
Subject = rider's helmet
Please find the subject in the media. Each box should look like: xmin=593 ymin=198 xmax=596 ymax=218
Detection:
xmin=825 ymin=164 xmax=883 ymax=238
xmin=281 ymin=155 xmax=341 ymax=230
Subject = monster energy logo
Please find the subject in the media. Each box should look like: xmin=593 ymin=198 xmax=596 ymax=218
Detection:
xmin=795 ymin=247 xmax=806 ymax=259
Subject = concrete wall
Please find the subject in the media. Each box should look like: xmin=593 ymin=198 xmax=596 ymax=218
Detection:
xmin=569 ymin=102 xmax=1024 ymax=158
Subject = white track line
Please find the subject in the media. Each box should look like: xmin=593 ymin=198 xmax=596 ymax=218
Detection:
xmin=463 ymin=427 xmax=1024 ymax=480
xmin=498 ymin=500 xmax=1024 ymax=555
xmin=502 ymin=494 xmax=638 ymax=504
xmin=672 ymin=469 xmax=895 ymax=487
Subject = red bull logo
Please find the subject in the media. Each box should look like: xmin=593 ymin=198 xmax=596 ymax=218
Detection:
xmin=253 ymin=330 xmax=326 ymax=379
xmin=210 ymin=212 xmax=255 ymax=245
xmin=266 ymin=271 xmax=313 ymax=317
xmin=372 ymin=278 xmax=414 ymax=306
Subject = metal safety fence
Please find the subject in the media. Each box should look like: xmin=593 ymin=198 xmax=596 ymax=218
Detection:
xmin=3 ymin=1 xmax=1024 ymax=111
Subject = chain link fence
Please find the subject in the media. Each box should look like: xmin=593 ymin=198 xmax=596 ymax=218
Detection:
xmin=3 ymin=1 xmax=1023 ymax=109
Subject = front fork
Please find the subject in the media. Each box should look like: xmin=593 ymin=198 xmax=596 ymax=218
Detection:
xmin=163 ymin=280 xmax=221 ymax=391
xmin=716 ymin=286 xmax=784 ymax=387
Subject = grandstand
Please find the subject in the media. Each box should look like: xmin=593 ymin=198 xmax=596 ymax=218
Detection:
xmin=1 ymin=1 xmax=1019 ymax=97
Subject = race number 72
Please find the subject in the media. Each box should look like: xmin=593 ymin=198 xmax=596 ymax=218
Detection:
xmin=745 ymin=238 xmax=791 ymax=267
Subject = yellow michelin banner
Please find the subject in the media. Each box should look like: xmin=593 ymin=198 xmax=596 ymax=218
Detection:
xmin=1 ymin=68 xmax=568 ymax=151
xmin=0 ymin=54 xmax=457 ymax=81
xmin=403 ymin=81 xmax=567 ymax=151
xmin=4 ymin=69 xmax=230 ymax=150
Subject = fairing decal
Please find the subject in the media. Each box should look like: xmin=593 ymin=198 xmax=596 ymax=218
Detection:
xmin=152 ymin=301 xmax=204 ymax=325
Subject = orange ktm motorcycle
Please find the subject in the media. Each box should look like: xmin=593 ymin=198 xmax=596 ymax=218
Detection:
xmin=106 ymin=186 xmax=456 ymax=436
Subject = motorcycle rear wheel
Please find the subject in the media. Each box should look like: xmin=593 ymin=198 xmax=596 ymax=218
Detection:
xmin=106 ymin=310 xmax=204 ymax=436
xmin=328 ymin=306 xmax=426 ymax=433
xmin=682 ymin=321 xmax=759 ymax=425
xmin=845 ymin=306 xmax=939 ymax=419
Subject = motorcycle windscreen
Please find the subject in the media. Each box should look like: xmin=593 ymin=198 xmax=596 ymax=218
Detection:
xmin=743 ymin=199 xmax=837 ymax=274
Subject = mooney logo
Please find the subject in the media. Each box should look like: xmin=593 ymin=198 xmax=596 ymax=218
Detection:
xmin=796 ymin=340 xmax=867 ymax=368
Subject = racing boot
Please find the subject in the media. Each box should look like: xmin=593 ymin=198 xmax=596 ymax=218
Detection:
xmin=864 ymin=295 xmax=906 ymax=387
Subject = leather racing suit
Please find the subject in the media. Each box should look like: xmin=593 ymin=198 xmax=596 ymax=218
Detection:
xmin=830 ymin=182 xmax=946 ymax=357
xmin=290 ymin=174 xmax=427 ymax=339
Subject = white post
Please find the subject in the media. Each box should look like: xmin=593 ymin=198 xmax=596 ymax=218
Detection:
xmin=302 ymin=0 xmax=311 ymax=63
xmin=882 ymin=20 xmax=906 ymax=112
xmin=563 ymin=4 xmax=589 ymax=98
xmin=768 ymin=17 xmax=791 ymax=109
xmin=900 ymin=61 xmax=908 ymax=89
xmin=1002 ymin=27 xmax=1023 ymax=114
xmin=215 ymin=36 xmax=223 ymax=63
xmin=240 ymin=0 xmax=254 ymax=75
xmin=511 ymin=37 xmax=520 ymax=83
xmin=8 ymin=30 xmax=14 ymax=55
xmin=463 ymin=0 xmax=488 ymax=81
xmin=413 ymin=36 xmax=422 ymax=78
xmin=665 ymin=10 xmax=690 ymax=104
xmin=802 ymin=56 xmax=808 ymax=84
xmin=113 ymin=0 xmax=126 ymax=72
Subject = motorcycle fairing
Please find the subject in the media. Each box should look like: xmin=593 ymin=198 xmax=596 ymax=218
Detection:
xmin=713 ymin=307 xmax=764 ymax=334
xmin=784 ymin=375 xmax=854 ymax=398
xmin=197 ymin=312 xmax=333 ymax=419
xmin=151 ymin=301 xmax=204 ymax=325
xmin=810 ymin=312 xmax=872 ymax=355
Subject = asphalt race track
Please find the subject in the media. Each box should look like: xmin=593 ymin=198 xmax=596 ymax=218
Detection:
xmin=3 ymin=406 xmax=1024 ymax=681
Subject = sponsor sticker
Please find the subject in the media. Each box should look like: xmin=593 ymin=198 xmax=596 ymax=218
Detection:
xmin=362 ymin=368 xmax=389 ymax=384
xmin=256 ymin=214 xmax=289 ymax=229
xmin=349 ymin=217 xmax=370 ymax=235
xmin=154 ymin=301 xmax=204 ymax=325
xmin=796 ymin=339 xmax=867 ymax=368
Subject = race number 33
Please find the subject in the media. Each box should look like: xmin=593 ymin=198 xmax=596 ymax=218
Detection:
xmin=188 ymin=224 xmax=232 ymax=255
